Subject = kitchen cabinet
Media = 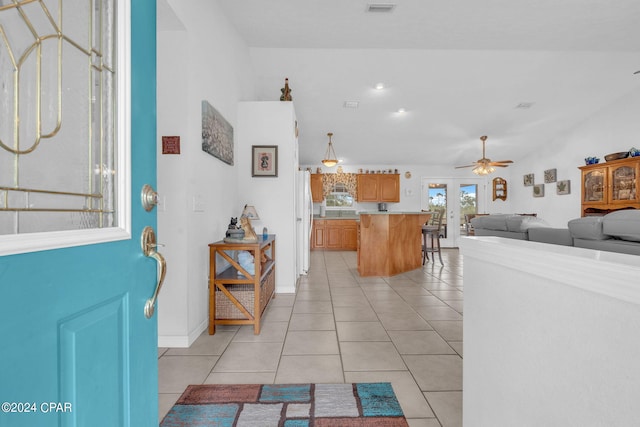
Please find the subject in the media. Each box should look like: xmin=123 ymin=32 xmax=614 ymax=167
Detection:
xmin=312 ymin=219 xmax=357 ymax=250
xmin=579 ymin=156 xmax=640 ymax=216
xmin=311 ymin=173 xmax=324 ymax=202
xmin=358 ymin=213 xmax=431 ymax=276
xmin=356 ymin=174 xmax=400 ymax=202
xmin=312 ymin=220 xmax=325 ymax=249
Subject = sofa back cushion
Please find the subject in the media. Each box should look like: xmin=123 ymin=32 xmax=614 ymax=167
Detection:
xmin=471 ymin=214 xmax=510 ymax=231
xmin=506 ymin=215 xmax=546 ymax=232
xmin=602 ymin=210 xmax=640 ymax=242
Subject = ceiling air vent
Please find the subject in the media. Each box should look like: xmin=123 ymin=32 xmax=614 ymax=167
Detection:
xmin=367 ymin=3 xmax=396 ymax=13
xmin=343 ymin=101 xmax=360 ymax=109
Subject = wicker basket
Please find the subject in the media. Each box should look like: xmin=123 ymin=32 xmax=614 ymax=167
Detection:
xmin=215 ymin=268 xmax=275 ymax=320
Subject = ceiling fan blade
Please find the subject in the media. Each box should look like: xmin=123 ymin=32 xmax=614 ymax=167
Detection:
xmin=455 ymin=164 xmax=476 ymax=169
xmin=491 ymin=164 xmax=510 ymax=167
xmin=492 ymin=160 xmax=513 ymax=164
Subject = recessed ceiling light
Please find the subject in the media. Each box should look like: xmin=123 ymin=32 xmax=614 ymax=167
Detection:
xmin=375 ymin=83 xmax=385 ymax=90
xmin=343 ymin=101 xmax=359 ymax=109
xmin=397 ymin=108 xmax=406 ymax=113
xmin=367 ymin=3 xmax=396 ymax=13
xmin=515 ymin=102 xmax=535 ymax=109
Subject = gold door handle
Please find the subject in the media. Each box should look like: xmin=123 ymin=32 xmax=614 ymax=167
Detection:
xmin=141 ymin=226 xmax=167 ymax=319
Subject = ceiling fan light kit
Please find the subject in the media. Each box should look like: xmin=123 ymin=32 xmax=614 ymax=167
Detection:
xmin=321 ymin=132 xmax=339 ymax=167
xmin=455 ymin=135 xmax=513 ymax=176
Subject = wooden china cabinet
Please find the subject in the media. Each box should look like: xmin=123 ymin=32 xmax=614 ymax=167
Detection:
xmin=579 ymin=156 xmax=640 ymax=216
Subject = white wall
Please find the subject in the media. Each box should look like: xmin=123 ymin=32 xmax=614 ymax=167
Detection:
xmin=236 ymin=102 xmax=299 ymax=293
xmin=507 ymin=88 xmax=640 ymax=227
xmin=156 ymin=0 xmax=254 ymax=347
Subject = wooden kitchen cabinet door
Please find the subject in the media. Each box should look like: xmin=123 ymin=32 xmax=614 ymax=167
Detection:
xmin=357 ymin=174 xmax=380 ymax=202
xmin=379 ymin=174 xmax=400 ymax=202
xmin=311 ymin=174 xmax=324 ymax=202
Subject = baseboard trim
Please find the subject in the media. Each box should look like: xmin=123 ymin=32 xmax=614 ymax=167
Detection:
xmin=158 ymin=318 xmax=208 ymax=348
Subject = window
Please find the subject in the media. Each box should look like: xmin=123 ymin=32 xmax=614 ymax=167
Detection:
xmin=325 ymin=183 xmax=354 ymax=208
xmin=0 ymin=0 xmax=129 ymax=255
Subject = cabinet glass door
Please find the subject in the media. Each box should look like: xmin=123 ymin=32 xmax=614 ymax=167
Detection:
xmin=610 ymin=165 xmax=637 ymax=203
xmin=583 ymin=170 xmax=605 ymax=203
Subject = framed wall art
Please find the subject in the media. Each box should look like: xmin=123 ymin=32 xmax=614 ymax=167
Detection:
xmin=557 ymin=180 xmax=571 ymax=195
xmin=252 ymin=145 xmax=278 ymax=177
xmin=533 ymin=184 xmax=545 ymax=197
xmin=202 ymin=100 xmax=234 ymax=165
xmin=544 ymin=168 xmax=557 ymax=183
xmin=523 ymin=173 xmax=534 ymax=186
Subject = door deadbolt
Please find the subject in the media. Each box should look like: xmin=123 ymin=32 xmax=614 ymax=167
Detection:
xmin=141 ymin=184 xmax=158 ymax=211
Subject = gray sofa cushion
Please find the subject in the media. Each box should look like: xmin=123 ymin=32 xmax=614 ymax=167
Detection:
xmin=506 ymin=215 xmax=546 ymax=232
xmin=568 ymin=216 xmax=609 ymax=240
xmin=574 ymin=238 xmax=640 ymax=256
xmin=528 ymin=227 xmax=573 ymax=246
xmin=602 ymin=210 xmax=640 ymax=242
xmin=474 ymin=228 xmax=528 ymax=240
xmin=471 ymin=214 xmax=510 ymax=231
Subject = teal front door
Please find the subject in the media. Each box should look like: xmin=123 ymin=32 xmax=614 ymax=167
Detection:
xmin=0 ymin=1 xmax=159 ymax=426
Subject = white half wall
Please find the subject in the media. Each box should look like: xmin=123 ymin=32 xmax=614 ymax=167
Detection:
xmin=461 ymin=237 xmax=640 ymax=426
xmin=236 ymin=102 xmax=299 ymax=294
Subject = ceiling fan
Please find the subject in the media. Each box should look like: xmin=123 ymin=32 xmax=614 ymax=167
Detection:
xmin=455 ymin=135 xmax=513 ymax=175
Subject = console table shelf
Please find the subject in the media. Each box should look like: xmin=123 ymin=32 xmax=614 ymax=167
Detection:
xmin=208 ymin=235 xmax=276 ymax=335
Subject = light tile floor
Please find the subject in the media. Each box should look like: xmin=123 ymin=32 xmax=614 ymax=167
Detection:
xmin=158 ymin=249 xmax=463 ymax=427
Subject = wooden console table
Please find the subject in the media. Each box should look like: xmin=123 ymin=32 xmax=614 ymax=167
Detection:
xmin=208 ymin=235 xmax=275 ymax=335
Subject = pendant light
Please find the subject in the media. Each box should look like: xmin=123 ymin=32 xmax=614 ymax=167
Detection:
xmin=321 ymin=132 xmax=338 ymax=167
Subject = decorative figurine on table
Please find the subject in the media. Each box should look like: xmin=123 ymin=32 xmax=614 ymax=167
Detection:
xmin=239 ymin=216 xmax=258 ymax=242
xmin=225 ymin=217 xmax=245 ymax=241
xmin=280 ymin=78 xmax=292 ymax=101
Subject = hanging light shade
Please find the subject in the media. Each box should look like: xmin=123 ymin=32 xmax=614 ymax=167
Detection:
xmin=321 ymin=132 xmax=338 ymax=167
xmin=472 ymin=164 xmax=496 ymax=176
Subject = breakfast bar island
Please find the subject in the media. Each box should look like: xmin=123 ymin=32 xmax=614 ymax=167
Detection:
xmin=358 ymin=212 xmax=431 ymax=276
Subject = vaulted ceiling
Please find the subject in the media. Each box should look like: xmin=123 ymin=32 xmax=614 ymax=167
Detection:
xmin=218 ymin=0 xmax=640 ymax=166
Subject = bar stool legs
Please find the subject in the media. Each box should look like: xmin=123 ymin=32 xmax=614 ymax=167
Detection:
xmin=422 ymin=228 xmax=444 ymax=266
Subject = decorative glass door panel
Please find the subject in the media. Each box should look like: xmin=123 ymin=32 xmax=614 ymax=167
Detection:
xmin=460 ymin=183 xmax=477 ymax=236
xmin=583 ymin=169 xmax=605 ymax=204
xmin=610 ymin=165 xmax=637 ymax=203
xmin=0 ymin=0 xmax=117 ymax=235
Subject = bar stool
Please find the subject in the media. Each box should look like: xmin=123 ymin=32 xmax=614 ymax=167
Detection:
xmin=422 ymin=209 xmax=444 ymax=265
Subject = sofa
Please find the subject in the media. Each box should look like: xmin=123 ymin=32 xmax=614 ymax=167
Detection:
xmin=568 ymin=210 xmax=640 ymax=256
xmin=470 ymin=210 xmax=640 ymax=256
xmin=471 ymin=214 xmax=552 ymax=240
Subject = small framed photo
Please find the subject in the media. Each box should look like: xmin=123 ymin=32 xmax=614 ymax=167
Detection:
xmin=544 ymin=168 xmax=557 ymax=183
xmin=533 ymin=184 xmax=545 ymax=197
xmin=523 ymin=173 xmax=534 ymax=186
xmin=557 ymin=180 xmax=571 ymax=195
xmin=252 ymin=145 xmax=278 ymax=177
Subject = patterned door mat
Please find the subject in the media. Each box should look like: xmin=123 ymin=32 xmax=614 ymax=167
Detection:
xmin=161 ymin=382 xmax=409 ymax=426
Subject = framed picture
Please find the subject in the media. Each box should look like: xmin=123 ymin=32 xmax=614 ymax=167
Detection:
xmin=252 ymin=145 xmax=278 ymax=177
xmin=544 ymin=168 xmax=557 ymax=183
xmin=523 ymin=173 xmax=534 ymax=186
xmin=557 ymin=180 xmax=571 ymax=195
xmin=533 ymin=184 xmax=545 ymax=197
xmin=202 ymin=100 xmax=234 ymax=165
